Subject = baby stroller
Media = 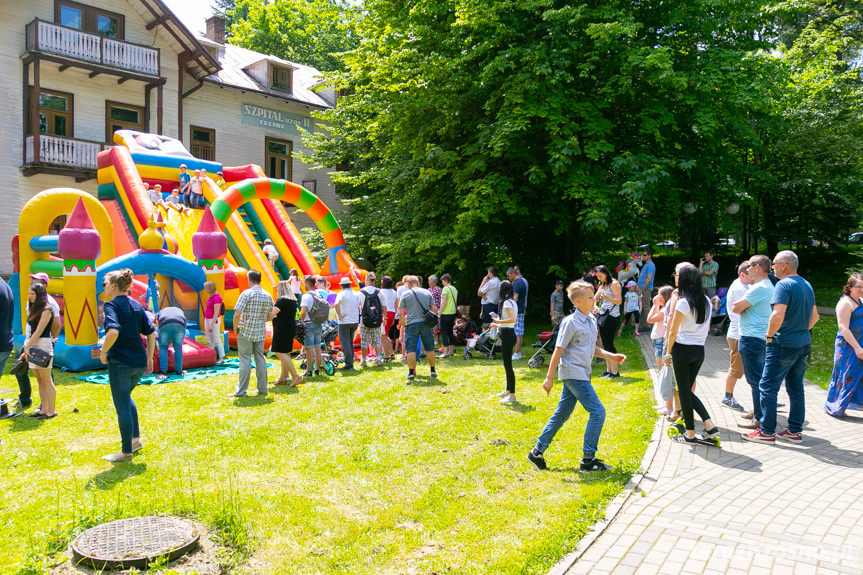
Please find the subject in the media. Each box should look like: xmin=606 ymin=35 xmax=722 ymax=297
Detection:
xmin=296 ymin=320 xmax=343 ymax=375
xmin=709 ymin=287 xmax=729 ymax=336
xmin=528 ymin=324 xmax=560 ymax=369
xmin=463 ymin=325 xmax=500 ymax=360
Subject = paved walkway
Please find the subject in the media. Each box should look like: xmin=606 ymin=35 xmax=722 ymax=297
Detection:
xmin=558 ymin=334 xmax=863 ymax=575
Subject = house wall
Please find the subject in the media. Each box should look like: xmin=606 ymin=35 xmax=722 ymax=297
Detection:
xmin=184 ymin=84 xmax=340 ymax=230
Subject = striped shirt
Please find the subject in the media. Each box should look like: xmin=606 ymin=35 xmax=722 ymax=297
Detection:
xmin=234 ymin=285 xmax=274 ymax=342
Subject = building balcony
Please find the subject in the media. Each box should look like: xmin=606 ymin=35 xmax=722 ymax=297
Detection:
xmin=25 ymin=18 xmax=160 ymax=78
xmin=22 ymin=134 xmax=108 ymax=181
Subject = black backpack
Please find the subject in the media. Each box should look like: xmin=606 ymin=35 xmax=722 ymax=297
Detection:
xmin=361 ymin=288 xmax=383 ymax=328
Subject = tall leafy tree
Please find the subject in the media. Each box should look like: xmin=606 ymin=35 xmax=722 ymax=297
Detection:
xmin=226 ymin=0 xmax=360 ymax=71
xmin=309 ymin=0 xmax=777 ymax=278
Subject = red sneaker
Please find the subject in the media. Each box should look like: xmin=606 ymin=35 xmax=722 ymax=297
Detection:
xmin=776 ymin=429 xmax=802 ymax=443
xmin=742 ymin=429 xmax=775 ymax=443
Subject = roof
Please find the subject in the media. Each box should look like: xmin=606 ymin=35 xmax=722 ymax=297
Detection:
xmin=200 ymin=42 xmax=335 ymax=110
xmin=128 ymin=0 xmax=220 ymax=80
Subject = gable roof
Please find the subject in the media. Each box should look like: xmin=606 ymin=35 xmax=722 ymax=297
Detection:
xmin=199 ymin=41 xmax=335 ymax=110
xmin=127 ymin=0 xmax=220 ymax=80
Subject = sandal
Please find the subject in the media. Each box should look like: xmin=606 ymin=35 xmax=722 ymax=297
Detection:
xmin=274 ymin=379 xmax=289 ymax=386
xmin=666 ymin=409 xmax=681 ymax=422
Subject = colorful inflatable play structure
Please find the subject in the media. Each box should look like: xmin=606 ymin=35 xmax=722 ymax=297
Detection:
xmin=11 ymin=130 xmax=364 ymax=371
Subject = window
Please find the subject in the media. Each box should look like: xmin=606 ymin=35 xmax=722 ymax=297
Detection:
xmin=266 ymin=138 xmax=292 ymax=181
xmin=271 ymin=66 xmax=292 ymax=92
xmin=30 ymin=88 xmax=73 ymax=137
xmin=105 ymin=101 xmax=144 ymax=142
xmin=190 ymin=126 xmax=216 ymax=161
xmin=55 ymin=1 xmax=124 ymax=39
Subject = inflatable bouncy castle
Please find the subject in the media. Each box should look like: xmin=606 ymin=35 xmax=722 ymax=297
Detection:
xmin=11 ymin=131 xmax=365 ymax=370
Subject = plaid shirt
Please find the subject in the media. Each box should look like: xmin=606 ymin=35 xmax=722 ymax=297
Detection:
xmin=701 ymin=260 xmax=719 ymax=289
xmin=234 ymin=285 xmax=274 ymax=342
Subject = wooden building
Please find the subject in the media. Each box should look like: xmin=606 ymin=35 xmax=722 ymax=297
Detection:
xmin=0 ymin=0 xmax=338 ymax=275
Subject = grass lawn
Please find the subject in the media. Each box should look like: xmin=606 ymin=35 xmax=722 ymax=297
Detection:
xmin=0 ymin=327 xmax=655 ymax=574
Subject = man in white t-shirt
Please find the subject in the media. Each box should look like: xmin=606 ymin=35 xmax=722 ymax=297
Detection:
xmin=478 ymin=267 xmax=501 ymax=330
xmin=722 ymin=262 xmax=753 ymax=411
xmin=334 ymin=276 xmax=361 ymax=371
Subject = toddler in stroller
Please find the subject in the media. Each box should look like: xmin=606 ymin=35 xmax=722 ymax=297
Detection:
xmin=463 ymin=324 xmax=500 ymax=360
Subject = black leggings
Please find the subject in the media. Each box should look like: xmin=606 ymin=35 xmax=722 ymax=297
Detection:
xmin=500 ymin=328 xmax=516 ymax=394
xmin=440 ymin=313 xmax=456 ymax=347
xmin=671 ymin=343 xmax=711 ymax=431
xmin=599 ymin=315 xmax=620 ymax=354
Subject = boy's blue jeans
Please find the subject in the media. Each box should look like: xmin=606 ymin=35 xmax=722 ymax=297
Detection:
xmin=536 ymin=379 xmax=606 ymax=460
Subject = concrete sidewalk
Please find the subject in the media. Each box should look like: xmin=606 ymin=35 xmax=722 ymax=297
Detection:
xmin=562 ymin=334 xmax=863 ymax=575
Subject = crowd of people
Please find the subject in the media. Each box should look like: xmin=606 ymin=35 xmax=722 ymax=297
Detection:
xmin=4 ymin=245 xmax=863 ymax=469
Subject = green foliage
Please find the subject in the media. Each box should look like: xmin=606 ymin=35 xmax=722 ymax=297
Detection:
xmin=309 ymin=0 xmax=779 ymax=278
xmin=226 ymin=0 xmax=360 ymax=71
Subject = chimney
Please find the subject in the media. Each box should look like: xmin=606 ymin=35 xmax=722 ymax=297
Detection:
xmin=205 ymin=15 xmax=226 ymax=44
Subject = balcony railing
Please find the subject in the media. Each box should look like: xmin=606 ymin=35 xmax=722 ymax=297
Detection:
xmin=26 ymin=19 xmax=160 ymax=77
xmin=25 ymin=134 xmax=107 ymax=171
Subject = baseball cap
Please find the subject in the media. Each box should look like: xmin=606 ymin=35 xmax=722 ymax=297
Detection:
xmin=555 ymin=279 xmax=564 ymax=285
xmin=29 ymin=272 xmax=50 ymax=284
xmin=626 ymin=280 xmax=637 ymax=287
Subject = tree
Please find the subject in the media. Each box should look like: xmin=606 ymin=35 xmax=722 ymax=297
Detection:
xmin=226 ymin=0 xmax=360 ymax=72
xmin=308 ymin=0 xmax=778 ymax=280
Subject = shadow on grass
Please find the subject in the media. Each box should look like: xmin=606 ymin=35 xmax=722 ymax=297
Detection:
xmin=270 ymin=385 xmax=300 ymax=395
xmin=86 ymin=462 xmax=147 ymax=490
xmin=232 ymin=396 xmax=275 ymax=407
xmin=410 ymin=378 xmax=446 ymax=387
xmin=504 ymin=402 xmax=536 ymax=414
xmin=7 ymin=413 xmax=47 ymax=432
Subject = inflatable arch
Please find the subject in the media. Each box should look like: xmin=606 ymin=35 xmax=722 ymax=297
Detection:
xmin=96 ymin=252 xmax=207 ymax=297
xmin=209 ymin=178 xmax=360 ymax=277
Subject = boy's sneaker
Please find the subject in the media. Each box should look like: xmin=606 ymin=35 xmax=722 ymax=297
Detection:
xmin=302 ymin=370 xmax=313 ymax=377
xmin=672 ymin=434 xmax=698 ymax=444
xmin=776 ymin=429 xmax=803 ymax=443
xmin=579 ymin=458 xmax=613 ymax=473
xmin=634 ymin=331 xmax=641 ymax=337
xmin=722 ymin=397 xmax=745 ymax=411
xmin=430 ymin=368 xmax=437 ymax=379
xmin=700 ymin=427 xmax=720 ymax=439
xmin=742 ymin=429 xmax=775 ymax=443
xmin=499 ymin=394 xmax=516 ymax=405
xmin=406 ymin=371 xmax=415 ymax=382
xmin=526 ymin=449 xmax=547 ymax=471
xmin=511 ymin=352 xmax=522 ymax=360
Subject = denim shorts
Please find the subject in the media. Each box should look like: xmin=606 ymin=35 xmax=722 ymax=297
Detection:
xmin=405 ymin=321 xmax=434 ymax=353
xmin=304 ymin=322 xmax=323 ymax=347
xmin=652 ymin=337 xmax=665 ymax=358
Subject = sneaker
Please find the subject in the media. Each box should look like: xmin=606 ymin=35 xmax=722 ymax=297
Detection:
xmin=738 ymin=419 xmax=760 ymax=429
xmin=302 ymin=370 xmax=314 ymax=377
xmin=313 ymin=369 xmax=321 ymax=377
xmin=672 ymin=434 xmax=698 ymax=444
xmin=102 ymin=452 xmax=134 ymax=463
xmin=701 ymin=427 xmax=720 ymax=439
xmin=430 ymin=369 xmax=437 ymax=379
xmin=776 ymin=429 xmax=803 ymax=443
xmin=406 ymin=372 xmax=415 ymax=381
xmin=375 ymin=358 xmax=384 ymax=366
xmin=227 ymin=392 xmax=247 ymax=398
xmin=494 ymin=390 xmax=509 ymax=398
xmin=579 ymin=458 xmax=614 ymax=472
xmin=360 ymin=360 xmax=367 ymax=368
xmin=131 ymin=437 xmax=144 ymax=452
xmin=526 ymin=449 xmax=547 ymax=471
xmin=741 ymin=410 xmax=755 ymax=420
xmin=742 ymin=429 xmax=775 ymax=443
xmin=511 ymin=353 xmax=522 ymax=360
xmin=156 ymin=374 xmax=168 ymax=380
xmin=616 ymin=331 xmax=622 ymax=337
xmin=594 ymin=357 xmax=604 ymax=364
xmin=607 ymin=372 xmax=621 ymax=378
xmin=499 ymin=394 xmax=517 ymax=404
xmin=634 ymin=331 xmax=641 ymax=337
xmin=722 ymin=397 xmax=745 ymax=411
xmin=600 ymin=371 xmax=612 ymax=378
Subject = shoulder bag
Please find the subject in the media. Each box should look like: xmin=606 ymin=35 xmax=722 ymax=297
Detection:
xmin=412 ymin=289 xmax=439 ymax=327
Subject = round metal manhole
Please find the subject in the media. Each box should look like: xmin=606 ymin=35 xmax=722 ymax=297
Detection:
xmin=71 ymin=516 xmax=200 ymax=570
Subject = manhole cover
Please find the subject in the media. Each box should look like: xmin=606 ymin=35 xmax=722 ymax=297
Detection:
xmin=72 ymin=516 xmax=200 ymax=570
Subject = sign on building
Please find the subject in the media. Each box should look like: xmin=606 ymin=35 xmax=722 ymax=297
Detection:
xmin=241 ymin=103 xmax=314 ymax=135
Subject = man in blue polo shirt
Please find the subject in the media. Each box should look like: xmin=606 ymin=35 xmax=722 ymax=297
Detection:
xmin=743 ymin=251 xmax=819 ymax=444
xmin=637 ymin=249 xmax=656 ymax=332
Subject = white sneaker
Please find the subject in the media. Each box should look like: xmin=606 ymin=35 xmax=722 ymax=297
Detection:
xmin=499 ymin=394 xmax=517 ymax=405
xmin=493 ymin=390 xmax=509 ymax=398
xmin=511 ymin=353 xmax=522 ymax=360
xmin=375 ymin=358 xmax=384 ymax=366
xmin=360 ymin=360 xmax=367 ymax=367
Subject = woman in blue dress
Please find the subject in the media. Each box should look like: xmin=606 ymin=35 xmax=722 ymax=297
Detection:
xmin=825 ymin=273 xmax=863 ymax=416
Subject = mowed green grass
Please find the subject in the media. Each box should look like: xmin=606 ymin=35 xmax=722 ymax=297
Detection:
xmin=0 ymin=328 xmax=654 ymax=574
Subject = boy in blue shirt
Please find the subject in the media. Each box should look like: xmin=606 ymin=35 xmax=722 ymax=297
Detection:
xmin=527 ymin=280 xmax=626 ymax=472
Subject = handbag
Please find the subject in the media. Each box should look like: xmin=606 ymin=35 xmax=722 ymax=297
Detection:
xmin=27 ymin=346 xmax=53 ymax=368
xmin=596 ymin=309 xmax=610 ymax=327
xmin=411 ymin=289 xmax=439 ymax=327
xmin=8 ymin=357 xmax=29 ymax=376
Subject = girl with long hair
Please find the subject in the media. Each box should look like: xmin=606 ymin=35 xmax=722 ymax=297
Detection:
xmin=493 ymin=280 xmax=518 ymax=404
xmin=664 ymin=263 xmax=719 ymax=443
xmin=23 ymin=283 xmax=55 ymax=418
xmin=594 ymin=265 xmax=623 ymax=377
